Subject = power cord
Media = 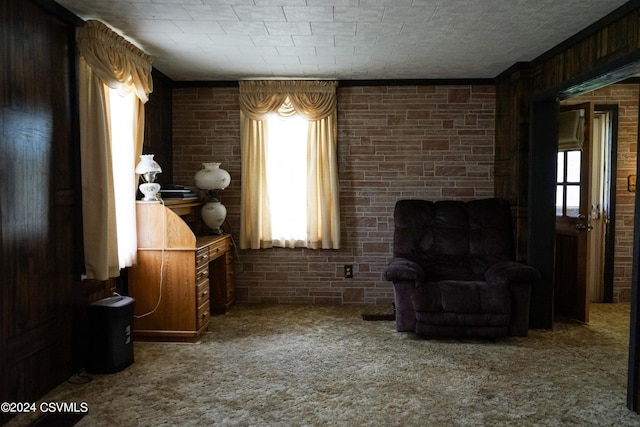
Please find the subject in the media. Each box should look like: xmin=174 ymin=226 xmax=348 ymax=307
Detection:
xmin=67 ymin=369 xmax=93 ymax=385
xmin=222 ymin=218 xmax=241 ymax=263
xmin=134 ymin=199 xmax=166 ymax=319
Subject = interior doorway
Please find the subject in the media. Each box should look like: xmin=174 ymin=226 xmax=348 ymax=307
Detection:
xmin=528 ymin=72 xmax=640 ymax=410
xmin=554 ymin=103 xmax=619 ymax=323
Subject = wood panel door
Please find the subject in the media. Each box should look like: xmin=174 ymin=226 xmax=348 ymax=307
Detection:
xmin=554 ymin=102 xmax=594 ymax=323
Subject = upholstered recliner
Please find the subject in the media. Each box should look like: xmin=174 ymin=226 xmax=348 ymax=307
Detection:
xmin=384 ymin=198 xmax=540 ymax=338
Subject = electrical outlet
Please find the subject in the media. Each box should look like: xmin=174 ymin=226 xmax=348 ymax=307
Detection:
xmin=344 ymin=264 xmax=353 ymax=278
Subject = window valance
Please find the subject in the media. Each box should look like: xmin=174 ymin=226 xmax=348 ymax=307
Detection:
xmin=76 ymin=20 xmax=153 ymax=103
xmin=239 ymin=80 xmax=337 ymax=121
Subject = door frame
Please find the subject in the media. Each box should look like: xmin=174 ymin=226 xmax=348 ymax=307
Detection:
xmin=594 ymin=104 xmax=619 ymax=304
xmin=527 ymin=56 xmax=640 ymax=410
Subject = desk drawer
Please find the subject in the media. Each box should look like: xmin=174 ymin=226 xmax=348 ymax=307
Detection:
xmin=209 ymin=236 xmax=232 ymax=260
xmin=196 ymin=279 xmax=210 ymax=307
xmin=196 ymin=247 xmax=210 ymax=268
xmin=197 ymin=300 xmax=210 ymax=330
xmin=196 ymin=263 xmax=209 ymax=283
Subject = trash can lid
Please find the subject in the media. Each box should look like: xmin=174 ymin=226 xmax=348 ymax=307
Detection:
xmin=90 ymin=295 xmax=135 ymax=307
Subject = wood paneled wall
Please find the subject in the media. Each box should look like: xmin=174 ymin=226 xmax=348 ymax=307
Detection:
xmin=495 ymin=3 xmax=640 ymax=330
xmin=0 ymin=1 xmax=174 ymax=422
xmin=144 ymin=69 xmax=174 ymax=186
xmin=1 ymin=0 xmax=82 ymax=421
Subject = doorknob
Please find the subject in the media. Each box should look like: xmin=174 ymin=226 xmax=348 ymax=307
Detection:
xmin=575 ymin=223 xmax=593 ymax=231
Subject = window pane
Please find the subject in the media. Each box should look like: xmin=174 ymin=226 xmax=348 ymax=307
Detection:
xmin=108 ymin=87 xmax=138 ymax=268
xmin=566 ymin=184 xmax=580 ymax=217
xmin=557 ymin=152 xmax=564 ymax=182
xmin=566 ymin=150 xmax=581 ymax=183
xmin=556 ymin=185 xmax=564 ymax=216
xmin=266 ymin=114 xmax=308 ymax=244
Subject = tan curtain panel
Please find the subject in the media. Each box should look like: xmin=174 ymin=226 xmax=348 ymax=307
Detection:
xmin=239 ymin=80 xmax=341 ymax=250
xmin=76 ymin=20 xmax=153 ymax=280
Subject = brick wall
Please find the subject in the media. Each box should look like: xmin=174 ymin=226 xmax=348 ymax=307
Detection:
xmin=173 ymin=84 xmax=495 ymax=305
xmin=564 ymin=84 xmax=639 ymax=303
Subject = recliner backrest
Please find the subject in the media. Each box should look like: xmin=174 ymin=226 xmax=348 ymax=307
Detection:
xmin=392 ymin=198 xmax=515 ymax=261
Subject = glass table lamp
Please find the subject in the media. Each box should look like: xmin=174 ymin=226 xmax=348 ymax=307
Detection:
xmin=135 ymin=154 xmax=162 ymax=201
xmin=194 ymin=162 xmax=231 ymax=234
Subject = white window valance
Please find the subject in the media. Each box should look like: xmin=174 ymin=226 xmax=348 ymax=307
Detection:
xmin=239 ymin=80 xmax=337 ymax=121
xmin=76 ymin=20 xmax=153 ymax=103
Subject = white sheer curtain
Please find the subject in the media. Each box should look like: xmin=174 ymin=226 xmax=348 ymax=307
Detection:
xmin=76 ymin=20 xmax=153 ymax=280
xmin=266 ymin=112 xmax=309 ymax=246
xmin=107 ymin=87 xmax=138 ymax=268
xmin=239 ymin=80 xmax=340 ymax=250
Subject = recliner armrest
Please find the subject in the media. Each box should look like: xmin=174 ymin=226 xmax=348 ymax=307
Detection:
xmin=485 ymin=260 xmax=540 ymax=284
xmin=384 ymin=257 xmax=425 ymax=282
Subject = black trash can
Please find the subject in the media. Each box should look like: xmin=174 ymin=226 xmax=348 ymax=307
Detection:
xmin=86 ymin=295 xmax=135 ymax=374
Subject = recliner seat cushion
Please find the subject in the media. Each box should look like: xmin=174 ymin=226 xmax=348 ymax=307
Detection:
xmin=412 ymin=281 xmax=512 ymax=331
xmin=412 ymin=280 xmax=511 ymax=317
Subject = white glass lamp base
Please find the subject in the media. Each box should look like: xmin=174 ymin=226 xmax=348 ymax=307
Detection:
xmin=201 ymin=201 xmax=227 ymax=234
xmin=139 ymin=182 xmax=161 ymax=201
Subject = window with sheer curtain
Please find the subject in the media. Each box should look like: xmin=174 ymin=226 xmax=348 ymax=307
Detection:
xmin=107 ymin=87 xmax=139 ymax=268
xmin=238 ymin=81 xmax=341 ymax=250
xmin=266 ymin=112 xmax=309 ymax=244
xmin=76 ymin=20 xmax=153 ymax=280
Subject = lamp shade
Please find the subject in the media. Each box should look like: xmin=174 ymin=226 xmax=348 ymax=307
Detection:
xmin=194 ymin=162 xmax=231 ymax=190
xmin=135 ymin=154 xmax=162 ymax=174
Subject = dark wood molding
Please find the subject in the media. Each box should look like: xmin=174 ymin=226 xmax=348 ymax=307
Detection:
xmin=172 ymin=80 xmax=239 ymax=88
xmin=30 ymin=0 xmax=84 ymax=26
xmin=595 ymin=104 xmax=620 ymax=304
xmin=171 ymin=78 xmax=495 ymax=88
xmin=527 ymin=98 xmax=559 ymax=329
xmin=628 ymin=88 xmax=640 ymax=411
xmin=337 ymin=78 xmax=495 ymax=87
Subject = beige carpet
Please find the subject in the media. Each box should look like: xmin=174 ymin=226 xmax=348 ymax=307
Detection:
xmin=8 ymin=303 xmax=640 ymax=426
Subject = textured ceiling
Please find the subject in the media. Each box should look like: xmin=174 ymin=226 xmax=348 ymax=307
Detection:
xmin=53 ymin=0 xmax=630 ymax=82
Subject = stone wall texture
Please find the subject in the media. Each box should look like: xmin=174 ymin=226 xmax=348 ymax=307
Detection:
xmin=173 ymin=84 xmax=496 ymax=305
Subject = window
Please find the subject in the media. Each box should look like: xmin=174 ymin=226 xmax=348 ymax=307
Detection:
xmin=266 ymin=112 xmax=309 ymax=244
xmin=556 ymin=150 xmax=581 ymax=217
xmin=238 ymin=81 xmax=340 ymax=250
xmin=76 ymin=20 xmax=152 ymax=280
xmin=107 ymin=86 xmax=138 ymax=268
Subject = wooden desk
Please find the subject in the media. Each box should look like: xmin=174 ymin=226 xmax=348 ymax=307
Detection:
xmin=129 ymin=201 xmax=234 ymax=342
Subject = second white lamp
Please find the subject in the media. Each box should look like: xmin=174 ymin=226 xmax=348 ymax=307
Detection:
xmin=194 ymin=162 xmax=231 ymax=234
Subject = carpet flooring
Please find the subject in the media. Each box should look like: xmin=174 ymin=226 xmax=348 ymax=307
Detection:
xmin=7 ymin=303 xmax=640 ymax=426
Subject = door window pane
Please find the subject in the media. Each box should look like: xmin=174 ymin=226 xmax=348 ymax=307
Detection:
xmin=566 ymin=150 xmax=581 ymax=182
xmin=566 ymin=185 xmax=580 ymax=217
xmin=557 ymin=152 xmax=564 ymax=182
xmin=556 ymin=185 xmax=564 ymax=216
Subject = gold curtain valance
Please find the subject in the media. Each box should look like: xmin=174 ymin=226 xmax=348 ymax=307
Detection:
xmin=76 ymin=20 xmax=153 ymax=103
xmin=239 ymin=80 xmax=337 ymax=121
